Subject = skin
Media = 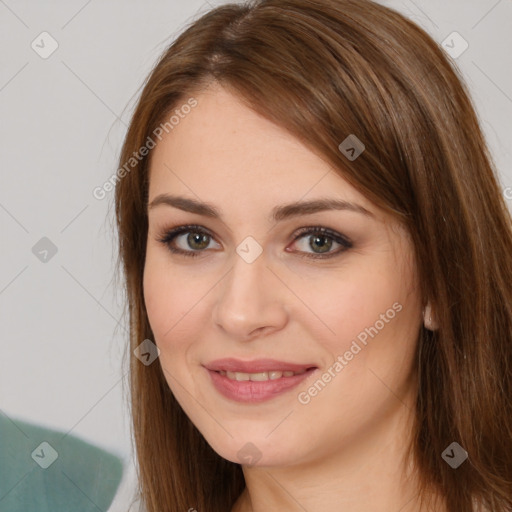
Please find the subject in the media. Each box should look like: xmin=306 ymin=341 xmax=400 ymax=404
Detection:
xmin=143 ymin=83 xmax=444 ymax=511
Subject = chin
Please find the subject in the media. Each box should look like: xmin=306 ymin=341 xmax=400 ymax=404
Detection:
xmin=202 ymin=428 xmax=306 ymax=468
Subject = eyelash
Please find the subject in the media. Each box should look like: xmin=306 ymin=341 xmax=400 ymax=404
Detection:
xmin=156 ymin=224 xmax=353 ymax=260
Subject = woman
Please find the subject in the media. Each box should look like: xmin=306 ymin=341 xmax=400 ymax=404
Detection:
xmin=114 ymin=0 xmax=512 ymax=510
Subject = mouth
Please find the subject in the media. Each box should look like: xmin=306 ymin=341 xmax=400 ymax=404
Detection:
xmin=218 ymin=368 xmax=309 ymax=381
xmin=203 ymin=358 xmax=318 ymax=403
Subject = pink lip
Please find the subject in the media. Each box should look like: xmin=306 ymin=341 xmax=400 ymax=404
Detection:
xmin=203 ymin=358 xmax=318 ymax=403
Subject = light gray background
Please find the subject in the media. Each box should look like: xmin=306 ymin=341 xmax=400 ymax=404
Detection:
xmin=1 ymin=0 xmax=511 ymax=472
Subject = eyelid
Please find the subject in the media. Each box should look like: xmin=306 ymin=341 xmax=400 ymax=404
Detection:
xmin=292 ymin=226 xmax=352 ymax=246
xmin=156 ymin=224 xmax=218 ymax=258
xmin=156 ymin=224 xmax=353 ymax=259
xmin=289 ymin=226 xmax=353 ymax=259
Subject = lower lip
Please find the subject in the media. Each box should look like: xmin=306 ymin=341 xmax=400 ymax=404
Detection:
xmin=206 ymin=368 xmax=316 ymax=403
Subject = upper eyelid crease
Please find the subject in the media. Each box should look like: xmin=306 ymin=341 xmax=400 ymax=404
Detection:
xmin=147 ymin=194 xmax=374 ymax=223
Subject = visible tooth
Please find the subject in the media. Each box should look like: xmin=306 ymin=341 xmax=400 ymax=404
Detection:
xmin=249 ymin=372 xmax=269 ymax=381
xmin=223 ymin=370 xmax=304 ymax=381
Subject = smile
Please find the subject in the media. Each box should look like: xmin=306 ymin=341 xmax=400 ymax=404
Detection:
xmin=204 ymin=359 xmax=317 ymax=403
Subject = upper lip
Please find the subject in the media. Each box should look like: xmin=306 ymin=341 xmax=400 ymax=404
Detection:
xmin=204 ymin=358 xmax=317 ymax=373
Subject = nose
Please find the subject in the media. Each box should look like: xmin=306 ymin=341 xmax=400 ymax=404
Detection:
xmin=212 ymin=248 xmax=289 ymax=341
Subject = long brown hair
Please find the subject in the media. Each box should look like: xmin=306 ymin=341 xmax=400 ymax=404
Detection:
xmin=114 ymin=0 xmax=512 ymax=510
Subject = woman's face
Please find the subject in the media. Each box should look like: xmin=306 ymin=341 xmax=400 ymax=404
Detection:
xmin=143 ymin=84 xmax=423 ymax=467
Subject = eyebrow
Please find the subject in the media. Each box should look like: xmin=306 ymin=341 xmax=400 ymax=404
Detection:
xmin=147 ymin=194 xmax=374 ymax=221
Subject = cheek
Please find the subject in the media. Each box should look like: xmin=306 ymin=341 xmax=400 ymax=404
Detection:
xmin=142 ymin=251 xmax=218 ymax=378
xmin=142 ymin=254 xmax=193 ymax=353
xmin=143 ymin=262 xmax=199 ymax=411
xmin=308 ymin=255 xmax=420 ymax=370
xmin=143 ymin=262 xmax=172 ymax=337
xmin=301 ymin=263 xmax=407 ymax=338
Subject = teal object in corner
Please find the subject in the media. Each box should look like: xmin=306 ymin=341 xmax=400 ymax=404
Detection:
xmin=0 ymin=412 xmax=124 ymax=512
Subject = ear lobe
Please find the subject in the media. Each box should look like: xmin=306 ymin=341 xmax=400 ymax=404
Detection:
xmin=423 ymin=302 xmax=439 ymax=331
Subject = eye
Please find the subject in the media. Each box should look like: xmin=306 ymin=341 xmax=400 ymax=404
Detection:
xmin=156 ymin=224 xmax=353 ymax=259
xmin=156 ymin=224 xmax=220 ymax=258
xmin=289 ymin=226 xmax=353 ymax=259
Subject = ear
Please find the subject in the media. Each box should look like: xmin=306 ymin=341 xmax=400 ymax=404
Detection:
xmin=423 ymin=301 xmax=439 ymax=331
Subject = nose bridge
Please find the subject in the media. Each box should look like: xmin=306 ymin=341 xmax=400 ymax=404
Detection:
xmin=213 ymin=243 xmax=288 ymax=339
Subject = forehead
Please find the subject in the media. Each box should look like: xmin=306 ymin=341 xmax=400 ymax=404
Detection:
xmin=148 ymin=85 xmax=376 ymax=218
